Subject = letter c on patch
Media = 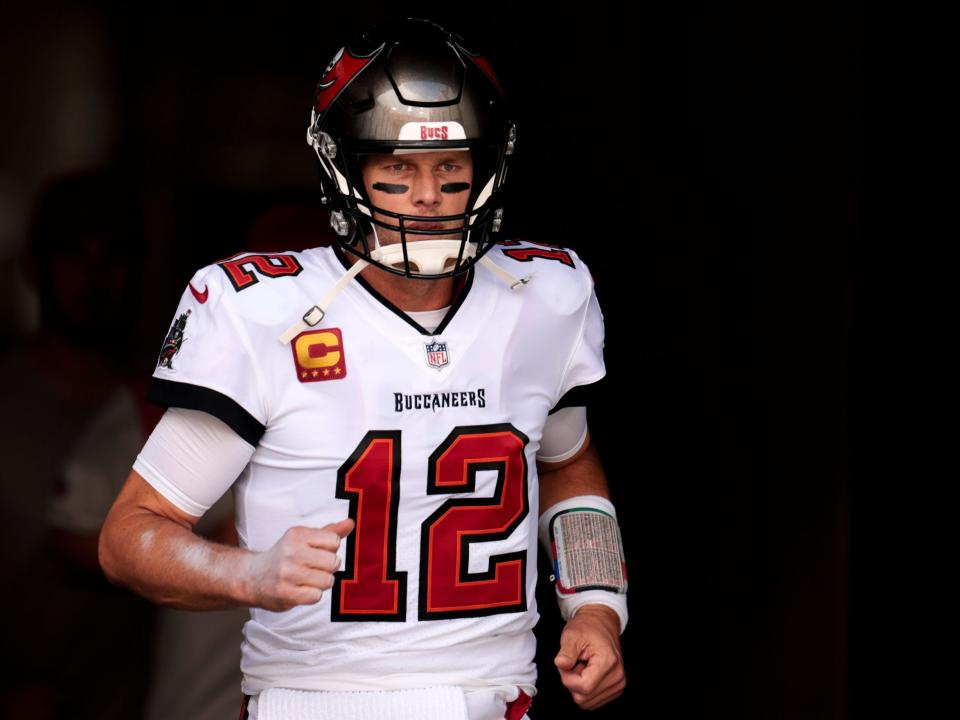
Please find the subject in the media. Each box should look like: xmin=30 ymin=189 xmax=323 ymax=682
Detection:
xmin=295 ymin=331 xmax=341 ymax=368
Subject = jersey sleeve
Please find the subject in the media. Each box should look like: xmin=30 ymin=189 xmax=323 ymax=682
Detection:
xmin=147 ymin=264 xmax=268 ymax=446
xmin=553 ymin=279 xmax=607 ymax=409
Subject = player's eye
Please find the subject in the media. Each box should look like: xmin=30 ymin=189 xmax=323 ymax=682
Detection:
xmin=439 ymin=162 xmax=460 ymax=172
xmin=385 ymin=162 xmax=408 ymax=172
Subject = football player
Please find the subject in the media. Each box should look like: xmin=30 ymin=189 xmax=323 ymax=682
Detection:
xmin=100 ymin=18 xmax=628 ymax=720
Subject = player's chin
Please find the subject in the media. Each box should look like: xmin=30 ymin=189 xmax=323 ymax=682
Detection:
xmin=406 ymin=228 xmax=465 ymax=242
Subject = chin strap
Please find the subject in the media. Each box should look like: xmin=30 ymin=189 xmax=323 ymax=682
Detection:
xmin=479 ymin=255 xmax=533 ymax=290
xmin=278 ymin=246 xmax=533 ymax=345
xmin=278 ymin=257 xmax=369 ymax=344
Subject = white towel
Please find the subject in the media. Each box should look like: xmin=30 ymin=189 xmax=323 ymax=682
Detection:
xmin=254 ymin=685 xmax=469 ymax=720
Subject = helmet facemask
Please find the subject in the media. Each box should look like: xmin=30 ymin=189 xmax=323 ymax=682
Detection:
xmin=309 ymin=128 xmax=508 ymax=279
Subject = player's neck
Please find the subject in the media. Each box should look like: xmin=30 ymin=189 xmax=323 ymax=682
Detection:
xmin=357 ymin=262 xmax=455 ymax=311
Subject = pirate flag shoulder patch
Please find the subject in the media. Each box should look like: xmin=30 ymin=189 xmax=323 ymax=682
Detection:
xmin=157 ymin=309 xmax=191 ymax=370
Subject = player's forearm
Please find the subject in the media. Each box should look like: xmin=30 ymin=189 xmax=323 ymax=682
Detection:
xmin=99 ymin=510 xmax=254 ymax=610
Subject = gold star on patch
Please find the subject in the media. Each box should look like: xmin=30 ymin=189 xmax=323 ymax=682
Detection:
xmin=334 ymin=367 xmax=342 ymax=375
xmin=312 ymin=369 xmax=319 ymax=377
xmin=323 ymin=369 xmax=330 ymax=376
xmin=301 ymin=371 xmax=308 ymax=378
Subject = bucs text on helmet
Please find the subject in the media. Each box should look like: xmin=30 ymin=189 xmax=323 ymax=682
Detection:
xmin=307 ymin=18 xmax=516 ymax=279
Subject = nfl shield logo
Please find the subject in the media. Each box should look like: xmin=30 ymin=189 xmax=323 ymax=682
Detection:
xmin=425 ymin=339 xmax=449 ymax=369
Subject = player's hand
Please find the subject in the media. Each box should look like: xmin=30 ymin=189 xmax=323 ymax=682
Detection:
xmin=243 ymin=518 xmax=354 ymax=611
xmin=554 ymin=604 xmax=626 ymax=710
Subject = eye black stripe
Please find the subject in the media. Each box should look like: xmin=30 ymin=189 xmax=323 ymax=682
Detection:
xmin=440 ymin=182 xmax=471 ymax=194
xmin=372 ymin=182 xmax=409 ymax=194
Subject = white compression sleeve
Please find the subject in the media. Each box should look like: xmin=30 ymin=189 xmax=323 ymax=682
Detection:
xmin=537 ymin=406 xmax=588 ymax=463
xmin=133 ymin=407 xmax=255 ymax=517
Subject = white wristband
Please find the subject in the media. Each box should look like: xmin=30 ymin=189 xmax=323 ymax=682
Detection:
xmin=538 ymin=495 xmax=629 ymax=634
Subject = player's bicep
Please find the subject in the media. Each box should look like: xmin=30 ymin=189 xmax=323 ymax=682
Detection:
xmin=109 ymin=467 xmax=202 ymax=530
xmin=537 ymin=406 xmax=589 ymax=469
xmin=131 ymin=407 xmax=256 ymax=518
xmin=537 ymin=435 xmax=591 ymax=475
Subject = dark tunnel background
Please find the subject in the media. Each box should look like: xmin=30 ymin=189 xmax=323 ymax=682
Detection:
xmin=0 ymin=1 xmax=858 ymax=718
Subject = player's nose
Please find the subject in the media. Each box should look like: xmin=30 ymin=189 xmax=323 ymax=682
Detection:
xmin=409 ymin=167 xmax=441 ymax=207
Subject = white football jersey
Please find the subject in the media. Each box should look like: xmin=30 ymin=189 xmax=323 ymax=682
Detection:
xmin=148 ymin=240 xmax=606 ymax=696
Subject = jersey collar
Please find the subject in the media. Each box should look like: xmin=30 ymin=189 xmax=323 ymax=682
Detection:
xmin=332 ymin=243 xmax=475 ymax=336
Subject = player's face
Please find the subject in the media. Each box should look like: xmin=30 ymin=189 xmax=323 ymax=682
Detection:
xmin=360 ymin=150 xmax=473 ymax=246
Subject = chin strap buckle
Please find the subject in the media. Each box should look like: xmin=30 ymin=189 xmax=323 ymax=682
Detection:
xmin=278 ymin=257 xmax=369 ymax=345
xmin=303 ymin=306 xmax=325 ymax=326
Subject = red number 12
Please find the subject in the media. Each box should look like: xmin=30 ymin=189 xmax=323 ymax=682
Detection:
xmin=331 ymin=424 xmax=529 ymax=622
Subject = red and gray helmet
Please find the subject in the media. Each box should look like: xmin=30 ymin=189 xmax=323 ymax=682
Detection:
xmin=307 ymin=18 xmax=516 ymax=279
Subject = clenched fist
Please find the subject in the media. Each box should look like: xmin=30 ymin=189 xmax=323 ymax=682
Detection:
xmin=554 ymin=604 xmax=626 ymax=710
xmin=242 ymin=518 xmax=355 ymax=611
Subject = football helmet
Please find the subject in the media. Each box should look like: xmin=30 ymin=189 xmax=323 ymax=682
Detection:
xmin=307 ymin=18 xmax=516 ymax=279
